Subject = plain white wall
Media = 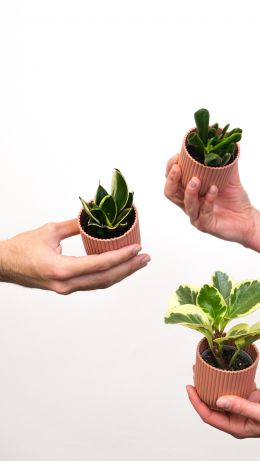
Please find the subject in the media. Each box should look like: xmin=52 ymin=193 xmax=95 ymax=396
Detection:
xmin=0 ymin=1 xmax=260 ymax=460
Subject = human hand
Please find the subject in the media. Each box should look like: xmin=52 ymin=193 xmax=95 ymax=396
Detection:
xmin=0 ymin=219 xmax=150 ymax=294
xmin=164 ymin=154 xmax=260 ymax=252
xmin=186 ymin=384 xmax=260 ymax=438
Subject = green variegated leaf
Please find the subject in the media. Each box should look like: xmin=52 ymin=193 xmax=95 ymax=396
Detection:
xmin=88 ymin=220 xmax=104 ymax=229
xmin=227 ymin=280 xmax=260 ymax=319
xmin=99 ymin=195 xmax=117 ymax=225
xmin=212 ymin=271 xmax=232 ymax=304
xmin=90 ymin=206 xmax=108 ymax=225
xmin=165 ymin=304 xmax=213 ymax=345
xmin=79 ymin=197 xmax=100 ymax=224
xmin=214 ymin=323 xmax=250 ymax=345
xmin=197 ymin=284 xmax=226 ymax=326
xmin=111 ymin=169 xmax=129 ymax=212
xmin=176 ymin=285 xmax=198 ymax=305
xmin=235 ymin=322 xmax=260 ymax=350
xmin=94 ymin=184 xmax=109 ymax=206
xmin=114 ymin=207 xmax=132 ymax=226
xmin=125 ymin=191 xmax=134 ymax=209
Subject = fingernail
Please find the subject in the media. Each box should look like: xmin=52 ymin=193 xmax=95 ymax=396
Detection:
xmin=189 ymin=178 xmax=198 ymax=189
xmin=132 ymin=244 xmax=142 ymax=255
xmin=209 ymin=185 xmax=217 ymax=194
xmin=216 ymin=397 xmax=230 ymax=410
xmin=140 ymin=254 xmax=151 ymax=265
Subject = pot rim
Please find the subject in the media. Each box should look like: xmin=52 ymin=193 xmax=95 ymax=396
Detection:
xmin=78 ymin=204 xmax=139 ymax=243
xmin=183 ymin=128 xmax=240 ymax=171
xmin=196 ymin=337 xmax=259 ymax=375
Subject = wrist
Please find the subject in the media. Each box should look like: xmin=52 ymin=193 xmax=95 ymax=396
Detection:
xmin=242 ymin=208 xmax=260 ymax=253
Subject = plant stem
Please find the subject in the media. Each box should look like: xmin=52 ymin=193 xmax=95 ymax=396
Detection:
xmin=228 ymin=349 xmax=240 ymax=369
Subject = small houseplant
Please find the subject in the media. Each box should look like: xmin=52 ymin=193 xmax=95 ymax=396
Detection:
xmin=178 ymin=108 xmax=242 ymax=195
xmin=165 ymin=271 xmax=260 ymax=409
xmin=78 ymin=169 xmax=141 ymax=254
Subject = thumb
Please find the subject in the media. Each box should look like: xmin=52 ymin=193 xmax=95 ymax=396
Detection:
xmin=217 ymin=395 xmax=260 ymax=421
xmin=55 ymin=219 xmax=80 ymax=240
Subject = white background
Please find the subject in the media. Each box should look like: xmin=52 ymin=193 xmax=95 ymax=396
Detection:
xmin=0 ymin=1 xmax=260 ymax=460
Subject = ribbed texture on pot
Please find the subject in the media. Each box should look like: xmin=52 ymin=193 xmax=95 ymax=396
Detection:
xmin=178 ymin=129 xmax=240 ymax=196
xmin=194 ymin=338 xmax=259 ymax=410
xmin=78 ymin=205 xmax=141 ymax=255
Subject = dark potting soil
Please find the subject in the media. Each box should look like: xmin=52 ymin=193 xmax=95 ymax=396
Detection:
xmin=201 ymin=346 xmax=253 ymax=371
xmin=80 ymin=207 xmax=135 ymax=239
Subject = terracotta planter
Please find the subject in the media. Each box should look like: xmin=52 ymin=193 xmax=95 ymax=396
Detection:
xmin=194 ymin=338 xmax=259 ymax=410
xmin=78 ymin=205 xmax=141 ymax=255
xmin=178 ymin=128 xmax=240 ymax=196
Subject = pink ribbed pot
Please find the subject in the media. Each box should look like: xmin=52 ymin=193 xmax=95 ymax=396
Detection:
xmin=194 ymin=338 xmax=259 ymax=410
xmin=78 ymin=205 xmax=141 ymax=255
xmin=178 ymin=128 xmax=240 ymax=196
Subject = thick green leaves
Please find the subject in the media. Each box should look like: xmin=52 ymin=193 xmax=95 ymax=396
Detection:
xmin=204 ymin=153 xmax=222 ymax=166
xmin=197 ymin=284 xmax=226 ymax=326
xmin=111 ymin=169 xmax=129 ymax=212
xmin=99 ymin=195 xmax=117 ymax=225
xmin=227 ymin=281 xmax=260 ymax=319
xmin=165 ymin=304 xmax=213 ymax=346
xmin=212 ymin=271 xmax=232 ymax=304
xmin=194 ymin=108 xmax=209 ymax=146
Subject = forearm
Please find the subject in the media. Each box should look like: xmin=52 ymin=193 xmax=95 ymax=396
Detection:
xmin=0 ymin=239 xmax=16 ymax=283
xmin=0 ymin=240 xmax=8 ymax=282
xmin=242 ymin=208 xmax=260 ymax=253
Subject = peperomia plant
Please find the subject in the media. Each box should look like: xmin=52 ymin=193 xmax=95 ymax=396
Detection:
xmin=165 ymin=271 xmax=260 ymax=370
xmin=79 ymin=169 xmax=134 ymax=239
xmin=187 ymin=108 xmax=242 ymax=167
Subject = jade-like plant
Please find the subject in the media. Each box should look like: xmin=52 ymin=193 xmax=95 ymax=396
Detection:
xmin=187 ymin=108 xmax=242 ymax=167
xmin=79 ymin=169 xmax=134 ymax=239
xmin=165 ymin=271 xmax=260 ymax=370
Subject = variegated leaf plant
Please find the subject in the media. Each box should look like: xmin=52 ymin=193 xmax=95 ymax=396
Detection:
xmin=79 ymin=169 xmax=134 ymax=238
xmin=165 ymin=271 xmax=260 ymax=370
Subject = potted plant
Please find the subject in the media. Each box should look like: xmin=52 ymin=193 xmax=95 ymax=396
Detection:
xmin=78 ymin=168 xmax=141 ymax=254
xmin=178 ymin=108 xmax=243 ymax=195
xmin=165 ymin=271 xmax=260 ymax=410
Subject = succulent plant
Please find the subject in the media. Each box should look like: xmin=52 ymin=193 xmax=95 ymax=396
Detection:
xmin=165 ymin=271 xmax=260 ymax=370
xmin=79 ymin=169 xmax=134 ymax=239
xmin=187 ymin=108 xmax=242 ymax=167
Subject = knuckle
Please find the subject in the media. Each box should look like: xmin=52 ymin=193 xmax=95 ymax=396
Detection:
xmin=43 ymin=222 xmax=59 ymax=234
xmin=52 ymin=281 xmax=72 ymax=295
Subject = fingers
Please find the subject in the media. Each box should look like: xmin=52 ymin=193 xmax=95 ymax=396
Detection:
xmin=164 ymin=163 xmax=185 ymax=208
xmin=248 ymin=388 xmax=260 ymax=403
xmin=216 ymin=395 xmax=260 ymax=421
xmin=165 ymin=154 xmax=179 ymax=177
xmin=183 ymin=178 xmax=201 ymax=222
xmin=53 ymin=219 xmax=80 ymax=240
xmin=57 ymin=244 xmax=143 ymax=279
xmin=52 ymin=252 xmax=151 ymax=294
xmin=186 ymin=385 xmax=234 ymax=433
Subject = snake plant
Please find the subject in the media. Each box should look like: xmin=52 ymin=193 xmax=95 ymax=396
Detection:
xmin=165 ymin=271 xmax=260 ymax=370
xmin=187 ymin=108 xmax=242 ymax=167
xmin=79 ymin=169 xmax=134 ymax=238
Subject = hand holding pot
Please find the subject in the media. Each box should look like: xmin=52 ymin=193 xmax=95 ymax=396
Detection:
xmin=164 ymin=154 xmax=260 ymax=252
xmin=0 ymin=219 xmax=150 ymax=294
xmin=186 ymin=384 xmax=260 ymax=439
